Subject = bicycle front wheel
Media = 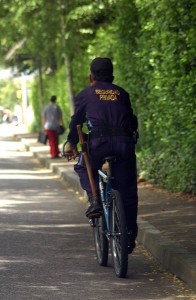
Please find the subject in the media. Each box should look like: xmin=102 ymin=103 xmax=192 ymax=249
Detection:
xmin=93 ymin=213 xmax=109 ymax=266
xmin=109 ymin=189 xmax=128 ymax=278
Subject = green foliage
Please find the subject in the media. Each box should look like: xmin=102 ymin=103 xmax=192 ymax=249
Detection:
xmin=0 ymin=79 xmax=18 ymax=110
xmin=30 ymin=66 xmax=71 ymax=130
xmin=133 ymin=0 xmax=196 ymax=193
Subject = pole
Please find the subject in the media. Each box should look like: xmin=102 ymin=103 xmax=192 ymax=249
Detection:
xmin=77 ymin=125 xmax=98 ymax=200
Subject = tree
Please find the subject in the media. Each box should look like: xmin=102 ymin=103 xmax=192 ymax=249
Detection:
xmin=0 ymin=0 xmax=195 ymax=193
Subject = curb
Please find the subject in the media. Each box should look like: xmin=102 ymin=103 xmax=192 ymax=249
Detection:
xmin=137 ymin=218 xmax=196 ymax=292
xmin=21 ymin=137 xmax=196 ymax=292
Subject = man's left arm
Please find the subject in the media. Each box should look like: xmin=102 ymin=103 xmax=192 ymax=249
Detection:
xmin=125 ymin=91 xmax=139 ymax=142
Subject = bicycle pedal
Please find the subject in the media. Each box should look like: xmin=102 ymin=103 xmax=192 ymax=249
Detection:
xmin=87 ymin=211 xmax=102 ymax=218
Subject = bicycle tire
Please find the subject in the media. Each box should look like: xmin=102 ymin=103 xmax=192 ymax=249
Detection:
xmin=109 ymin=189 xmax=128 ymax=278
xmin=93 ymin=214 xmax=109 ymax=266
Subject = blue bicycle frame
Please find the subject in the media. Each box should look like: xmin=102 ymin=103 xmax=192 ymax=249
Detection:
xmin=98 ymin=166 xmax=113 ymax=236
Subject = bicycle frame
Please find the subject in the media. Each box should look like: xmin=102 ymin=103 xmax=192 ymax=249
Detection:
xmin=94 ymin=157 xmax=129 ymax=278
xmin=98 ymin=158 xmax=114 ymax=238
xmin=98 ymin=170 xmax=110 ymax=231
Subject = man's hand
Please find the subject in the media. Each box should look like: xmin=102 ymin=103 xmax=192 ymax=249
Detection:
xmin=64 ymin=142 xmax=79 ymax=161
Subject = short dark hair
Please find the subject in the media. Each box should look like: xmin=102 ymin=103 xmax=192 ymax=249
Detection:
xmin=50 ymin=95 xmax=56 ymax=102
xmin=90 ymin=57 xmax=114 ymax=82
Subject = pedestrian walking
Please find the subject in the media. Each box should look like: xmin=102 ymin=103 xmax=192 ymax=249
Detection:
xmin=42 ymin=95 xmax=64 ymax=159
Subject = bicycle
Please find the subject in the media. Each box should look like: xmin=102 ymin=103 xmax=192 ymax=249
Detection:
xmin=61 ymin=125 xmax=129 ymax=278
xmin=91 ymin=156 xmax=128 ymax=278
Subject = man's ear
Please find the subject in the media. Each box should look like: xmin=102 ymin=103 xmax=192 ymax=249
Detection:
xmin=89 ymin=73 xmax=95 ymax=84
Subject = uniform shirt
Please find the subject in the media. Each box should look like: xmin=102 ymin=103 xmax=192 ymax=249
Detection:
xmin=42 ymin=103 xmax=62 ymax=130
xmin=68 ymin=81 xmax=138 ymax=145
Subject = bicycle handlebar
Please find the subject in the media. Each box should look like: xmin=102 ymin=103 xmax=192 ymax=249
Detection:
xmin=61 ymin=140 xmax=74 ymax=157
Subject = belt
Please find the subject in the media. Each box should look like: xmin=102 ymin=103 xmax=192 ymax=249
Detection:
xmin=89 ymin=126 xmax=132 ymax=138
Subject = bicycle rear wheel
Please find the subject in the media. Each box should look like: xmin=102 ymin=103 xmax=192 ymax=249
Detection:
xmin=109 ymin=189 xmax=128 ymax=278
xmin=93 ymin=213 xmax=109 ymax=266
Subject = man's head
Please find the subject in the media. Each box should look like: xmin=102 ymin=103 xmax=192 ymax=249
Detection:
xmin=90 ymin=57 xmax=114 ymax=82
xmin=50 ymin=95 xmax=57 ymax=103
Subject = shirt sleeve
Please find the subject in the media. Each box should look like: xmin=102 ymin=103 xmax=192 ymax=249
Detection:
xmin=124 ymin=90 xmax=138 ymax=131
xmin=67 ymin=91 xmax=87 ymax=145
xmin=131 ymin=114 xmax=138 ymax=131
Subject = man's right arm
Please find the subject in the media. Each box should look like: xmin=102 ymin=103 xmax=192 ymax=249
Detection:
xmin=65 ymin=92 xmax=87 ymax=159
xmin=67 ymin=92 xmax=86 ymax=145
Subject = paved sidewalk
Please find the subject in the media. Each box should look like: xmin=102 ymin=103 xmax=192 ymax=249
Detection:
xmin=16 ymin=132 xmax=196 ymax=293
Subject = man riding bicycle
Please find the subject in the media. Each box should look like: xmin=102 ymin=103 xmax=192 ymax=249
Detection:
xmin=65 ymin=57 xmax=138 ymax=253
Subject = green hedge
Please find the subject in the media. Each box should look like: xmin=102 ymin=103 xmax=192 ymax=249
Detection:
xmin=28 ymin=0 xmax=195 ymax=193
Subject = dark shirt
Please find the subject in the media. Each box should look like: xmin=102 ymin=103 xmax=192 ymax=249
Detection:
xmin=67 ymin=81 xmax=138 ymax=145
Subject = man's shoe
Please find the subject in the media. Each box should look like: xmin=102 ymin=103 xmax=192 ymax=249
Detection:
xmin=85 ymin=200 xmax=102 ymax=218
xmin=127 ymin=240 xmax=136 ymax=254
xmin=127 ymin=231 xmax=136 ymax=254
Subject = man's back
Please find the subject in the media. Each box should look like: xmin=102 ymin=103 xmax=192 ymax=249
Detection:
xmin=72 ymin=81 xmax=137 ymax=135
xmin=43 ymin=103 xmax=61 ymax=130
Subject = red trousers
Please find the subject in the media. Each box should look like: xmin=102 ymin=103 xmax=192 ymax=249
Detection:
xmin=45 ymin=130 xmax=59 ymax=158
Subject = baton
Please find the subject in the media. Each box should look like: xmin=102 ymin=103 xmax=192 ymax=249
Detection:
xmin=77 ymin=125 xmax=98 ymax=200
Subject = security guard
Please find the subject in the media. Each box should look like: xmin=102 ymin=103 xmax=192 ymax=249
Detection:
xmin=66 ymin=57 xmax=138 ymax=253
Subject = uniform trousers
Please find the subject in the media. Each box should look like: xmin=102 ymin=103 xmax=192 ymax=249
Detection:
xmin=74 ymin=135 xmax=138 ymax=240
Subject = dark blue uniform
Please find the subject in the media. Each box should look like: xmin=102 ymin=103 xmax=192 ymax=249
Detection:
xmin=67 ymin=81 xmax=138 ymax=239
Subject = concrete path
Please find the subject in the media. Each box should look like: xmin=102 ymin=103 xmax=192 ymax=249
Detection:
xmin=0 ymin=123 xmax=195 ymax=299
xmin=14 ymin=128 xmax=196 ymax=293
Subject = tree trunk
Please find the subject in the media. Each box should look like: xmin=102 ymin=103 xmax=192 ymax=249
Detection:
xmin=38 ymin=61 xmax=44 ymax=110
xmin=64 ymin=53 xmax=74 ymax=115
xmin=59 ymin=5 xmax=75 ymax=116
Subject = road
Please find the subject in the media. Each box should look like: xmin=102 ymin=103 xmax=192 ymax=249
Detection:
xmin=0 ymin=124 xmax=195 ymax=300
